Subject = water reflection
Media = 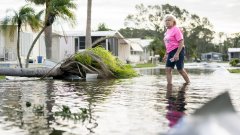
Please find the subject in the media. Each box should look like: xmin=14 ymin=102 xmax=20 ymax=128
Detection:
xmin=50 ymin=80 xmax=117 ymax=134
xmin=0 ymin=80 xmax=118 ymax=135
xmin=166 ymin=83 xmax=188 ymax=128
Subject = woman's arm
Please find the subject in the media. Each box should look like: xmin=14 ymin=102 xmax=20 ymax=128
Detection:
xmin=172 ymin=39 xmax=184 ymax=61
xmin=163 ymin=53 xmax=168 ymax=62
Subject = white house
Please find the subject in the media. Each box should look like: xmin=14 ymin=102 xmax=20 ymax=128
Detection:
xmin=0 ymin=26 xmax=46 ymax=66
xmin=50 ymin=31 xmax=74 ymax=62
xmin=228 ymin=48 xmax=240 ymax=60
xmin=201 ymin=52 xmax=223 ymax=61
xmin=0 ymin=26 xmax=18 ymax=62
xmin=138 ymin=39 xmax=154 ymax=62
xmin=1 ymin=29 xmax=155 ymax=66
xmin=56 ymin=31 xmax=131 ymax=63
xmin=124 ymin=38 xmax=153 ymax=63
xmin=0 ymin=29 xmax=132 ymax=66
xmin=124 ymin=38 xmax=143 ymax=63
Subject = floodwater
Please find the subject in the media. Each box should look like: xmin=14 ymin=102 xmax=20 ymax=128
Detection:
xmin=0 ymin=63 xmax=240 ymax=135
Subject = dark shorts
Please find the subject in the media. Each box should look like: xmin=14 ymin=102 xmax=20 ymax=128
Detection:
xmin=166 ymin=48 xmax=185 ymax=70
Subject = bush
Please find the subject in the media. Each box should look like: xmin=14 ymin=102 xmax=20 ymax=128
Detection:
xmin=0 ymin=76 xmax=5 ymax=80
xmin=74 ymin=53 xmax=92 ymax=65
xmin=74 ymin=46 xmax=138 ymax=78
xmin=230 ymin=58 xmax=239 ymax=67
xmin=228 ymin=69 xmax=240 ymax=73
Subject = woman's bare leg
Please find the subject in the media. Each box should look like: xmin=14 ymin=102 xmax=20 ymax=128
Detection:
xmin=178 ymin=69 xmax=190 ymax=84
xmin=166 ymin=67 xmax=173 ymax=85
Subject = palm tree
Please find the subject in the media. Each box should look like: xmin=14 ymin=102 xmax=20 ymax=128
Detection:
xmin=25 ymin=0 xmax=76 ymax=68
xmin=26 ymin=0 xmax=53 ymax=59
xmin=85 ymin=0 xmax=92 ymax=48
xmin=1 ymin=5 xmax=42 ymax=68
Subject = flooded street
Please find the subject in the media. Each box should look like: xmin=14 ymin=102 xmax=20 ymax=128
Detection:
xmin=0 ymin=63 xmax=240 ymax=135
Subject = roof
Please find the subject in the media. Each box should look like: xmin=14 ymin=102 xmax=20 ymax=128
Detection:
xmin=65 ymin=31 xmax=124 ymax=38
xmin=125 ymin=38 xmax=153 ymax=48
xmin=228 ymin=48 xmax=240 ymax=52
xmin=125 ymin=39 xmax=143 ymax=52
xmin=52 ymin=30 xmax=64 ymax=36
xmin=138 ymin=39 xmax=154 ymax=47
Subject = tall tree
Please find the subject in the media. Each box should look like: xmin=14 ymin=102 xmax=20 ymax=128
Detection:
xmin=25 ymin=0 xmax=76 ymax=68
xmin=119 ymin=27 xmax=159 ymax=38
xmin=26 ymin=0 xmax=53 ymax=59
xmin=45 ymin=0 xmax=53 ymax=59
xmin=85 ymin=0 xmax=92 ymax=48
xmin=97 ymin=23 xmax=111 ymax=31
xmin=1 ymin=5 xmax=42 ymax=68
xmin=232 ymin=33 xmax=240 ymax=48
xmin=148 ymin=38 xmax=165 ymax=58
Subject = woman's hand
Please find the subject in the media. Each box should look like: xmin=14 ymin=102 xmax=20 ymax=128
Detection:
xmin=173 ymin=54 xmax=179 ymax=61
xmin=163 ymin=54 xmax=168 ymax=62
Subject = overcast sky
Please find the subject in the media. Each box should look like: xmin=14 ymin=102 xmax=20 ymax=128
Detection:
xmin=0 ymin=0 xmax=239 ymax=34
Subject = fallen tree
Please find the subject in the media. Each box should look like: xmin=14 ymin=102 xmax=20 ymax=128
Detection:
xmin=0 ymin=47 xmax=137 ymax=79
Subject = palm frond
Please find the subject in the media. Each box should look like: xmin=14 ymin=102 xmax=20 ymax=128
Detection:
xmin=6 ymin=9 xmax=19 ymax=17
xmin=1 ymin=4 xmax=44 ymax=37
xmin=25 ymin=0 xmax=46 ymax=5
xmin=36 ymin=10 xmax=44 ymax=20
xmin=47 ymin=0 xmax=76 ymax=26
xmin=1 ymin=9 xmax=18 ymax=37
xmin=19 ymin=5 xmax=35 ymax=16
xmin=1 ymin=17 xmax=12 ymax=31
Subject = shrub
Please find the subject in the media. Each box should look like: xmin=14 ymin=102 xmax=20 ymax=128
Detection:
xmin=0 ymin=76 xmax=5 ymax=80
xmin=74 ymin=53 xmax=92 ymax=65
xmin=74 ymin=46 xmax=138 ymax=78
xmin=228 ymin=69 xmax=240 ymax=73
xmin=230 ymin=58 xmax=239 ymax=67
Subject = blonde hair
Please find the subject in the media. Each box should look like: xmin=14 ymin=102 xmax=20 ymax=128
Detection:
xmin=164 ymin=14 xmax=177 ymax=26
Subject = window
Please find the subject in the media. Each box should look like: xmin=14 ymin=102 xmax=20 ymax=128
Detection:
xmin=131 ymin=51 xmax=137 ymax=55
xmin=79 ymin=37 xmax=85 ymax=49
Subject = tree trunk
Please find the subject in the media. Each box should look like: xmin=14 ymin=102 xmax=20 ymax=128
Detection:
xmin=45 ymin=0 xmax=52 ymax=59
xmin=85 ymin=0 xmax=92 ymax=48
xmin=0 ymin=67 xmax=63 ymax=78
xmin=26 ymin=25 xmax=48 ymax=68
xmin=45 ymin=26 xmax=52 ymax=59
xmin=17 ymin=26 xmax=23 ymax=68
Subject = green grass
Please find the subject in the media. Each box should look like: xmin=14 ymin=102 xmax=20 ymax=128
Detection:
xmin=134 ymin=63 xmax=157 ymax=68
xmin=0 ymin=76 xmax=5 ymax=80
xmin=228 ymin=69 xmax=240 ymax=73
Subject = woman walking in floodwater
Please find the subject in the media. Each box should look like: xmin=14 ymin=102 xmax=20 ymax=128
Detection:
xmin=163 ymin=14 xmax=190 ymax=84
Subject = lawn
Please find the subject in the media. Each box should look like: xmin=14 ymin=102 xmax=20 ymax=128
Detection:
xmin=0 ymin=76 xmax=5 ymax=80
xmin=228 ymin=69 xmax=240 ymax=73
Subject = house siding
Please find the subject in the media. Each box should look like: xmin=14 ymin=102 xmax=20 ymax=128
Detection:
xmin=59 ymin=36 xmax=75 ymax=61
xmin=0 ymin=30 xmax=5 ymax=60
xmin=118 ymin=38 xmax=130 ymax=62
xmin=4 ymin=29 xmax=17 ymax=61
xmin=52 ymin=36 xmax=60 ymax=62
xmin=20 ymin=32 xmax=33 ymax=57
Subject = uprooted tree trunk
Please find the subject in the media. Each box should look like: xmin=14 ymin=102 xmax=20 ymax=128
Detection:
xmin=0 ymin=51 xmax=116 ymax=79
